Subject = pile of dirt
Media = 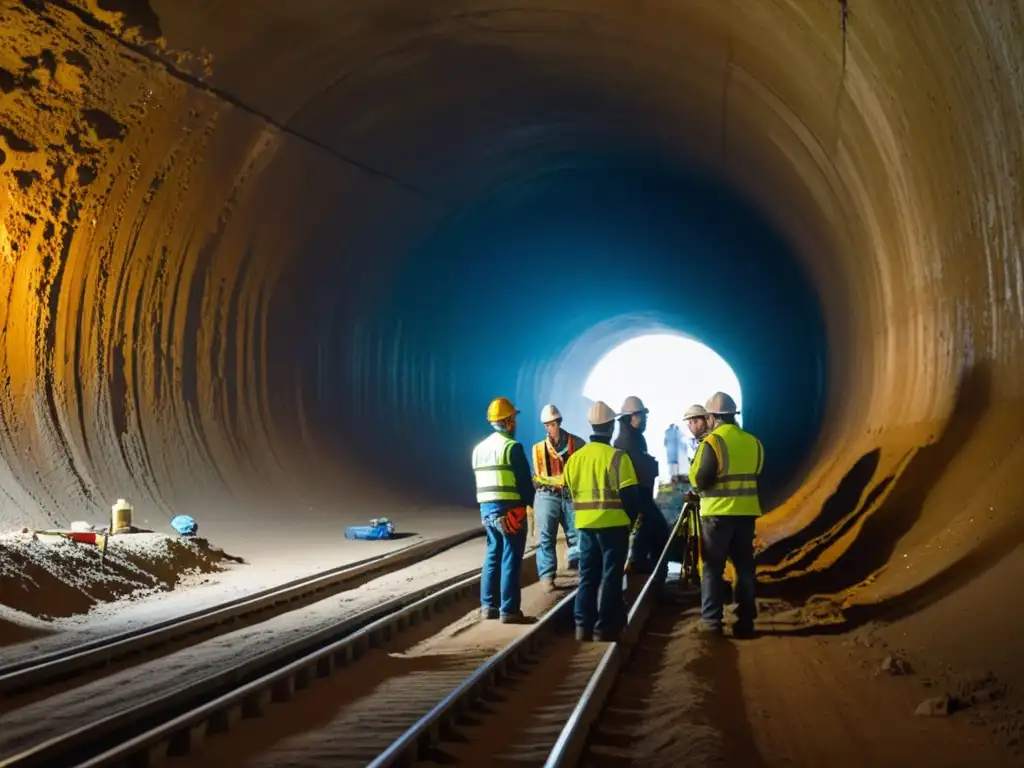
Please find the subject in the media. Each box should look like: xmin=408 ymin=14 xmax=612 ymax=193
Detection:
xmin=0 ymin=531 xmax=237 ymax=623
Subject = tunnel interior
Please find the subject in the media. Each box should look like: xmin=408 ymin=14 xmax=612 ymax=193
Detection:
xmin=1 ymin=0 xmax=1024 ymax=688
xmin=322 ymin=163 xmax=827 ymax=508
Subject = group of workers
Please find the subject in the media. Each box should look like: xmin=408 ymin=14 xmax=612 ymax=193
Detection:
xmin=471 ymin=391 xmax=764 ymax=642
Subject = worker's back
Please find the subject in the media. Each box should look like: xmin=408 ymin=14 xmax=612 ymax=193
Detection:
xmin=564 ymin=442 xmax=637 ymax=529
xmin=695 ymin=423 xmax=763 ymax=517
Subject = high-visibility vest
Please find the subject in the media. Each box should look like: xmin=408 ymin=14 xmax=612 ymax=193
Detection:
xmin=690 ymin=424 xmax=764 ymax=517
xmin=472 ymin=431 xmax=522 ymax=504
xmin=532 ymin=433 xmax=580 ymax=488
xmin=564 ymin=442 xmax=638 ymax=529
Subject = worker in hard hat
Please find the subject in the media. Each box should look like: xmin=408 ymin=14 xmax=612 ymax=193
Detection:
xmin=472 ymin=397 xmax=536 ymax=624
xmin=680 ymin=402 xmax=734 ymax=596
xmin=682 ymin=404 xmax=711 ymax=475
xmin=564 ymin=401 xmax=645 ymax=642
xmin=614 ymin=395 xmax=670 ymax=574
xmin=531 ymin=404 xmax=584 ymax=591
xmin=689 ymin=392 xmax=764 ymax=638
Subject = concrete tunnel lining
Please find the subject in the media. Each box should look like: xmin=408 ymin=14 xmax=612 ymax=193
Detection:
xmin=1 ymin=0 xmax=1024 ymax=685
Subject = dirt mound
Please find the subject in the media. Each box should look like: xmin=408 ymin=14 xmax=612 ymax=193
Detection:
xmin=0 ymin=531 xmax=238 ymax=622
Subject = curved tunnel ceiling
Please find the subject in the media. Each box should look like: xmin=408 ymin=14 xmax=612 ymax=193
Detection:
xmin=1 ymin=0 xmax=1023 ymax=663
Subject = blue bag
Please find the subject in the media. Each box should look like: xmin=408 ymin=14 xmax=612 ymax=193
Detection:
xmin=171 ymin=514 xmax=199 ymax=537
xmin=344 ymin=518 xmax=396 ymax=541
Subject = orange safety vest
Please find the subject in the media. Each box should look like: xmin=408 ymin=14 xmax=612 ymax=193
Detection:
xmin=532 ymin=434 xmax=579 ymax=489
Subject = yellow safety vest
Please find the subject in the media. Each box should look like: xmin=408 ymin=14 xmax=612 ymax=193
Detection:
xmin=689 ymin=423 xmax=764 ymax=517
xmin=532 ymin=433 xmax=581 ymax=488
xmin=564 ymin=442 xmax=638 ymax=529
xmin=472 ymin=431 xmax=522 ymax=504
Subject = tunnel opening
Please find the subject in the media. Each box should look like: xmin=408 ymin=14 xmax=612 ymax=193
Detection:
xmin=580 ymin=331 xmax=743 ymax=485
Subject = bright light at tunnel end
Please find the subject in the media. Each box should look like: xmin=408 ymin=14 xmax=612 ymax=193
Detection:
xmin=583 ymin=333 xmax=742 ymax=483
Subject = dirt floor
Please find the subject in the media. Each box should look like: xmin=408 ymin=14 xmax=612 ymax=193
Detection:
xmin=0 ymin=510 xmax=480 ymax=652
xmin=0 ymin=530 xmax=235 ymax=625
xmin=584 ymin=588 xmax=1022 ymax=767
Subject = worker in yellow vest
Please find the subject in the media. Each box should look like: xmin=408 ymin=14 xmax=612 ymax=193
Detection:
xmin=564 ymin=401 xmax=646 ymax=642
xmin=689 ymin=392 xmax=764 ymax=639
xmin=472 ymin=397 xmax=535 ymax=624
xmin=532 ymin=404 xmax=584 ymax=591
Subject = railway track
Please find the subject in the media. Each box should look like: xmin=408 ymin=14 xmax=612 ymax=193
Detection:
xmin=0 ymin=529 xmax=482 ymax=706
xmin=2 ymin=521 xmax=683 ymax=768
xmin=372 ymin=519 xmax=682 ymax=768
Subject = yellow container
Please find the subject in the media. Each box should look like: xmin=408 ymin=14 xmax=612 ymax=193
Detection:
xmin=111 ymin=498 xmax=133 ymax=534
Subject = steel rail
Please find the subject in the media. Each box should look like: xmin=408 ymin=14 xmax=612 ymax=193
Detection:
xmin=3 ymin=547 xmax=539 ymax=768
xmin=0 ymin=529 xmax=481 ymax=698
xmin=367 ymin=585 xmax=577 ymax=768
xmin=1 ymin=562 xmax=494 ymax=768
xmin=543 ymin=512 xmax=685 ymax=767
xmin=369 ymin=515 xmax=683 ymax=768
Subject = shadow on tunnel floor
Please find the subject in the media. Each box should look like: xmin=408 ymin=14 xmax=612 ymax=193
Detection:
xmin=759 ymin=362 xmax=992 ymax=604
xmin=686 ymin=634 xmax=767 ymax=767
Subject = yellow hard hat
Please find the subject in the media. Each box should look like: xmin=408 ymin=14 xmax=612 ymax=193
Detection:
xmin=487 ymin=397 xmax=520 ymax=423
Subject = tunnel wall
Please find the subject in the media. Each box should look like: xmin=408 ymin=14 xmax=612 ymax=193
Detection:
xmin=0 ymin=0 xmax=1023 ymax=689
xmin=0 ymin=2 xmax=446 ymax=529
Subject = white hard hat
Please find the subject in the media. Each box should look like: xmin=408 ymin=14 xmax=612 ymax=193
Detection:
xmin=539 ymin=403 xmax=562 ymax=424
xmin=619 ymin=395 xmax=648 ymax=416
xmin=588 ymin=401 xmax=617 ymax=426
xmin=683 ymin=404 xmax=709 ymax=420
xmin=706 ymin=392 xmax=740 ymax=416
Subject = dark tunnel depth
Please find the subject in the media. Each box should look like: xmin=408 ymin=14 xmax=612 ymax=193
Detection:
xmin=305 ymin=163 xmax=827 ymax=508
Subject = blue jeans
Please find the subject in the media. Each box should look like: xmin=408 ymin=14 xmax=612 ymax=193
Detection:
xmin=575 ymin=526 xmax=630 ymax=635
xmin=629 ymin=496 xmax=670 ymax=571
xmin=534 ymin=491 xmax=579 ymax=580
xmin=482 ymin=524 xmax=528 ymax=616
xmin=700 ymin=515 xmax=757 ymax=630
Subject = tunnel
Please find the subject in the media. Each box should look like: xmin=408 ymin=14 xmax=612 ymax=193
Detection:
xmin=1 ymin=0 xmax=1023 ymax=702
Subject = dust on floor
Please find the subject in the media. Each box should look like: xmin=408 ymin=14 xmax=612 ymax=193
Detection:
xmin=584 ymin=589 xmax=1022 ymax=767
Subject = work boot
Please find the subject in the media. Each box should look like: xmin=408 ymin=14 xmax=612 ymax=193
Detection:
xmin=732 ymin=622 xmax=757 ymax=640
xmin=480 ymin=607 xmax=499 ymax=620
xmin=575 ymin=626 xmax=593 ymax=641
xmin=541 ymin=578 xmax=558 ymax=594
xmin=594 ymin=629 xmax=621 ymax=643
xmin=500 ymin=611 xmax=530 ymax=625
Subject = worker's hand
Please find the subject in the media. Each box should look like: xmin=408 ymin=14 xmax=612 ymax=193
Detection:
xmin=504 ymin=508 xmax=526 ymax=535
